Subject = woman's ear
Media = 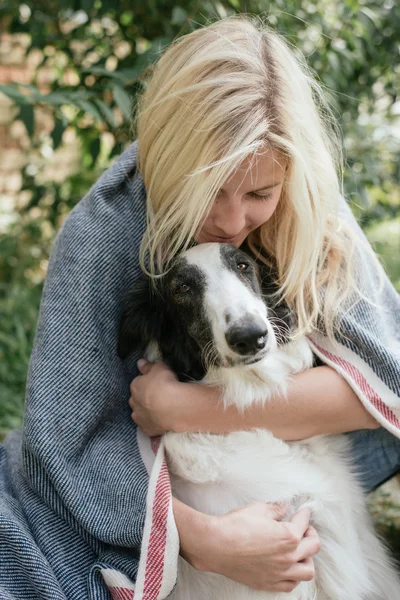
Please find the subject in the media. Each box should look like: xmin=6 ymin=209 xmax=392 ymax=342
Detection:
xmin=117 ymin=278 xmax=162 ymax=359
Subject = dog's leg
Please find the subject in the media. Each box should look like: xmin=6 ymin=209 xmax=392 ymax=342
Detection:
xmin=306 ymin=497 xmax=400 ymax=600
xmin=352 ymin=508 xmax=400 ymax=599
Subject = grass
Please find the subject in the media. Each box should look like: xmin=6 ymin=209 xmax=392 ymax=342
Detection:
xmin=366 ymin=218 xmax=400 ymax=292
xmin=0 ymin=282 xmax=43 ymax=438
xmin=369 ymin=479 xmax=400 ymax=563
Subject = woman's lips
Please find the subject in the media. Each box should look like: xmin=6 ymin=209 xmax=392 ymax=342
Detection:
xmin=205 ymin=234 xmax=242 ymax=244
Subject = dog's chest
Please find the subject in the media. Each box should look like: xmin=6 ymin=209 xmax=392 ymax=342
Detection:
xmin=164 ymin=430 xmax=349 ymax=516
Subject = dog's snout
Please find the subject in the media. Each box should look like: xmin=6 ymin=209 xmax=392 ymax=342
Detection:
xmin=225 ymin=321 xmax=268 ymax=356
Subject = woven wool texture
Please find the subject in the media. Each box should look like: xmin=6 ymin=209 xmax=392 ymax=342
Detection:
xmin=0 ymin=141 xmax=399 ymax=599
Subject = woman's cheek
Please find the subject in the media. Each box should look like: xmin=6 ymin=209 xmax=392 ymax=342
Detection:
xmin=194 ymin=216 xmax=212 ymax=243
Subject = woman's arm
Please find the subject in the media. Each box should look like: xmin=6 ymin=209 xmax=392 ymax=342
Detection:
xmin=173 ymin=497 xmax=320 ymax=593
xmin=131 ymin=361 xmax=321 ymax=591
xmin=176 ymin=365 xmax=380 ymax=440
xmin=130 ymin=360 xmax=379 ymax=439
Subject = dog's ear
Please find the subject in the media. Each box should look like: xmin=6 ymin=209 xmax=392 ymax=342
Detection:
xmin=118 ymin=278 xmax=162 ymax=359
xmin=258 ymin=263 xmax=294 ymax=345
xmin=159 ymin=327 xmax=207 ymax=382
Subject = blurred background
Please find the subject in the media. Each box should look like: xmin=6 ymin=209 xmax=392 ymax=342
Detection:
xmin=0 ymin=0 xmax=399 ymax=546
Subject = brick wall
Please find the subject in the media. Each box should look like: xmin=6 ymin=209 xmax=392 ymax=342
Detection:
xmin=0 ymin=29 xmax=80 ymax=230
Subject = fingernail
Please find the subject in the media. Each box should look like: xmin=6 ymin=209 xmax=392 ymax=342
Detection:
xmin=137 ymin=358 xmax=147 ymax=369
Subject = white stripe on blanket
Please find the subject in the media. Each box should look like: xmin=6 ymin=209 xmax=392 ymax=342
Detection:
xmin=308 ymin=333 xmax=400 ymax=438
xmin=101 ymin=569 xmax=135 ymax=599
xmin=101 ymin=429 xmax=179 ymax=600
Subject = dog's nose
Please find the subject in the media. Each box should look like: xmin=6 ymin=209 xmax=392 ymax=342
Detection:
xmin=225 ymin=323 xmax=268 ymax=355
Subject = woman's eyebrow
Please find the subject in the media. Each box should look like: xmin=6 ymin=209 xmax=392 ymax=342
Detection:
xmin=252 ymin=181 xmax=282 ymax=192
xmin=219 ymin=181 xmax=283 ymax=194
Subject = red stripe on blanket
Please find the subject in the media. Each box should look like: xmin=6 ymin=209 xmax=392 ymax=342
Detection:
xmin=142 ymin=454 xmax=171 ymax=599
xmin=109 ymin=587 xmax=135 ymax=600
xmin=314 ymin=342 xmax=400 ymax=429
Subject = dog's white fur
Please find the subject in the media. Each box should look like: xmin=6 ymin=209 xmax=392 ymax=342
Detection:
xmin=147 ymin=244 xmax=400 ymax=600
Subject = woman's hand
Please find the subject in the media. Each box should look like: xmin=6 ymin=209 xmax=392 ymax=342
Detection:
xmin=129 ymin=359 xmax=231 ymax=436
xmin=129 ymin=359 xmax=181 ymax=436
xmin=212 ymin=504 xmax=319 ymax=592
xmin=129 ymin=359 xmax=226 ymax=436
xmin=174 ymin=498 xmax=320 ymax=593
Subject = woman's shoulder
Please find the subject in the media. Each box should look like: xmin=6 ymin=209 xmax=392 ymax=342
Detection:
xmin=42 ymin=141 xmax=147 ymax=296
xmin=89 ymin=139 xmax=144 ymax=203
xmin=56 ymin=141 xmax=147 ymax=252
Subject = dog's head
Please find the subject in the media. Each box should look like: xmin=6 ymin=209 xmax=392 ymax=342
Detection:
xmin=118 ymin=243 xmax=293 ymax=381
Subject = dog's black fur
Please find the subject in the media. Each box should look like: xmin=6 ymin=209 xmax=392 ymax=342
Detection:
xmin=118 ymin=273 xmax=210 ymax=381
xmin=118 ymin=245 xmax=293 ymax=382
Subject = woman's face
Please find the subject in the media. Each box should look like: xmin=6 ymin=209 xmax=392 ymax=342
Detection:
xmin=195 ymin=149 xmax=286 ymax=248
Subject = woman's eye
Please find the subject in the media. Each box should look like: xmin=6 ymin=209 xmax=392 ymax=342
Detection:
xmin=248 ymin=192 xmax=273 ymax=201
xmin=175 ymin=283 xmax=190 ymax=294
xmin=237 ymin=262 xmax=249 ymax=271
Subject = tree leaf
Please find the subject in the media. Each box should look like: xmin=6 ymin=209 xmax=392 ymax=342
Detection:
xmin=76 ymin=99 xmax=103 ymax=122
xmin=51 ymin=119 xmax=66 ymax=149
xmin=89 ymin=137 xmax=101 ymax=166
xmin=0 ymin=84 xmax=31 ymax=105
xmin=42 ymin=91 xmax=74 ymax=106
xmin=82 ymin=66 xmax=140 ymax=84
xmin=82 ymin=66 xmax=123 ymax=78
xmin=18 ymin=104 xmax=35 ymax=137
xmin=94 ymin=98 xmax=117 ymax=128
xmin=114 ymin=67 xmax=141 ymax=83
xmin=16 ymin=83 xmax=42 ymax=100
xmin=112 ymin=84 xmax=132 ymax=119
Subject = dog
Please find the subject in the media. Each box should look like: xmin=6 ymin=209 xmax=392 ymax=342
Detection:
xmin=118 ymin=242 xmax=400 ymax=600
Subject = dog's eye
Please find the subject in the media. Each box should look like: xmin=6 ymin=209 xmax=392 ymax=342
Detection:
xmin=237 ymin=262 xmax=249 ymax=271
xmin=175 ymin=283 xmax=190 ymax=295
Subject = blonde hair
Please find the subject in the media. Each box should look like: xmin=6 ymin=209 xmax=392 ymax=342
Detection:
xmin=135 ymin=15 xmax=374 ymax=343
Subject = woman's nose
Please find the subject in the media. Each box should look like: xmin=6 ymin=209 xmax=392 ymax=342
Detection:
xmin=212 ymin=197 xmax=247 ymax=237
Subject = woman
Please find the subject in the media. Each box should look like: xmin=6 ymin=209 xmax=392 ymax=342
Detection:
xmin=0 ymin=15 xmax=399 ymax=600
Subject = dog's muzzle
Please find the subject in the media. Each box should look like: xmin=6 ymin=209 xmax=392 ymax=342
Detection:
xmin=225 ymin=318 xmax=268 ymax=356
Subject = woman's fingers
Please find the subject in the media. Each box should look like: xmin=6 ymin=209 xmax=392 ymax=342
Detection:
xmin=282 ymin=557 xmax=315 ymax=582
xmin=293 ymin=526 xmax=321 ymax=561
xmin=270 ymin=581 xmax=299 ymax=593
xmin=137 ymin=358 xmax=153 ymax=375
xmin=263 ymin=501 xmax=290 ymax=521
xmin=284 ymin=508 xmax=311 ymax=546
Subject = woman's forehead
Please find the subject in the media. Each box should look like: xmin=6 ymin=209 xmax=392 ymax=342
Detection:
xmin=222 ymin=148 xmax=287 ymax=192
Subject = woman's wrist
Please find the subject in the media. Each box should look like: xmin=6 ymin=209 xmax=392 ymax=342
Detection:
xmin=172 ymin=382 xmax=216 ymax=433
xmin=173 ymin=497 xmax=320 ymax=591
xmin=172 ymin=497 xmax=221 ymax=572
xmin=170 ymin=366 xmax=379 ymax=439
xmin=173 ymin=381 xmax=251 ymax=434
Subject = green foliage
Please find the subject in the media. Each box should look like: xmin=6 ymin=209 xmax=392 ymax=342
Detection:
xmin=368 ymin=487 xmax=400 ymax=561
xmin=0 ymin=219 xmax=49 ymax=436
xmin=366 ymin=218 xmax=400 ymax=292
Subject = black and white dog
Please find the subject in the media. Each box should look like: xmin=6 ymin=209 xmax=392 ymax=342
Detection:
xmin=119 ymin=243 xmax=400 ymax=600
